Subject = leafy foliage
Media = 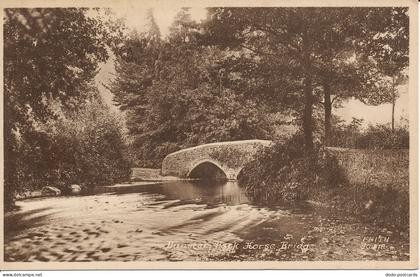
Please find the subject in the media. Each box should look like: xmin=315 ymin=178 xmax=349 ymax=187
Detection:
xmin=109 ymin=9 xmax=273 ymax=167
xmin=4 ymin=8 xmax=109 ymax=124
xmin=202 ymin=7 xmax=409 ymax=146
xmin=6 ymin=94 xmax=131 ymax=207
xmin=328 ymin=117 xmax=365 ymax=148
xmin=355 ymin=125 xmax=409 ymax=150
xmin=43 ymin=97 xmax=132 ymax=191
xmin=330 ymin=118 xmax=409 ymax=149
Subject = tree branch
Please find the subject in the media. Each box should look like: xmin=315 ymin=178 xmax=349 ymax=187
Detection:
xmin=240 ymin=44 xmax=276 ymax=59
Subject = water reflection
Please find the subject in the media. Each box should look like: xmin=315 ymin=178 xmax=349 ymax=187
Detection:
xmin=98 ymin=180 xmax=249 ymax=206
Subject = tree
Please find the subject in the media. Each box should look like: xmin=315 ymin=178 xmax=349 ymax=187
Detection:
xmin=360 ymin=8 xmax=409 ymax=131
xmin=202 ymin=7 xmax=409 ymax=147
xmin=4 ymin=8 xmax=109 ymax=122
xmin=203 ymin=8 xmax=348 ymax=150
xmin=389 ymin=74 xmax=408 ymax=131
xmin=317 ymin=7 xmax=408 ymax=140
xmin=145 ymin=8 xmax=161 ymax=40
xmin=4 ymin=8 xmax=114 ymax=209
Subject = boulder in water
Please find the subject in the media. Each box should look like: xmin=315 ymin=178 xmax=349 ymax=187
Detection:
xmin=70 ymin=184 xmax=82 ymax=194
xmin=41 ymin=186 xmax=61 ymax=196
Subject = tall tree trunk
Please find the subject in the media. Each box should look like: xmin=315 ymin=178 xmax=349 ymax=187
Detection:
xmin=323 ymin=81 xmax=332 ymax=146
xmin=391 ymin=77 xmax=396 ymax=131
xmin=391 ymin=95 xmax=395 ymax=131
xmin=302 ymin=32 xmax=313 ymax=151
xmin=303 ymin=74 xmax=313 ymax=151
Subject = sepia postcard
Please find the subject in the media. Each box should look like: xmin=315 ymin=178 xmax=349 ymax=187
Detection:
xmin=0 ymin=0 xmax=418 ymax=270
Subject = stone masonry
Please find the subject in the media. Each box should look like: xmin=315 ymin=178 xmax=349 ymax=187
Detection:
xmin=161 ymin=140 xmax=272 ymax=180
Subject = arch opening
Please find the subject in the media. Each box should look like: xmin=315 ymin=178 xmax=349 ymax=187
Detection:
xmin=188 ymin=162 xmax=228 ymax=180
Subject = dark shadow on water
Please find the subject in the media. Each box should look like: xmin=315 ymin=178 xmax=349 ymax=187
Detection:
xmin=93 ymin=179 xmax=317 ymax=214
xmin=4 ymin=207 xmax=53 ymax=240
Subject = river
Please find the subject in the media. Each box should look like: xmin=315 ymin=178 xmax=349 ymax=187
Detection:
xmin=4 ymin=180 xmax=409 ymax=262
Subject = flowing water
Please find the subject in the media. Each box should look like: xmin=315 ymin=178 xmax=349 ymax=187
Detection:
xmin=4 ymin=180 xmax=410 ymax=262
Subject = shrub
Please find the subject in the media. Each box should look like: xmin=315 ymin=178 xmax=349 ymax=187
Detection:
xmin=355 ymin=124 xmax=409 ymax=149
xmin=330 ymin=118 xmax=409 ymax=150
xmin=238 ymin=134 xmax=346 ymax=202
xmin=329 ymin=117 xmax=364 ymax=148
xmin=43 ymin=99 xmax=132 ymax=190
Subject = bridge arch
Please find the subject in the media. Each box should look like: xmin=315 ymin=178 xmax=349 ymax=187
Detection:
xmin=187 ymin=160 xmax=228 ymax=180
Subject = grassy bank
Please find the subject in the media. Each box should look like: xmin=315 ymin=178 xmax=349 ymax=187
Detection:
xmin=309 ymin=184 xmax=409 ymax=229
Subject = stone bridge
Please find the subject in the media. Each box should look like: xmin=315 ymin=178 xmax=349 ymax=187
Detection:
xmin=161 ymin=140 xmax=272 ymax=180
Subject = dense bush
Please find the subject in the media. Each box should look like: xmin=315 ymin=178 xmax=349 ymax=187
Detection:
xmin=330 ymin=118 xmax=409 ymax=150
xmin=238 ymin=135 xmax=346 ymax=202
xmin=44 ymin=99 xmax=132 ymax=190
xmin=4 ymin=97 xmax=132 ymax=209
xmin=329 ymin=117 xmax=364 ymax=148
xmin=355 ymin=124 xmax=409 ymax=149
